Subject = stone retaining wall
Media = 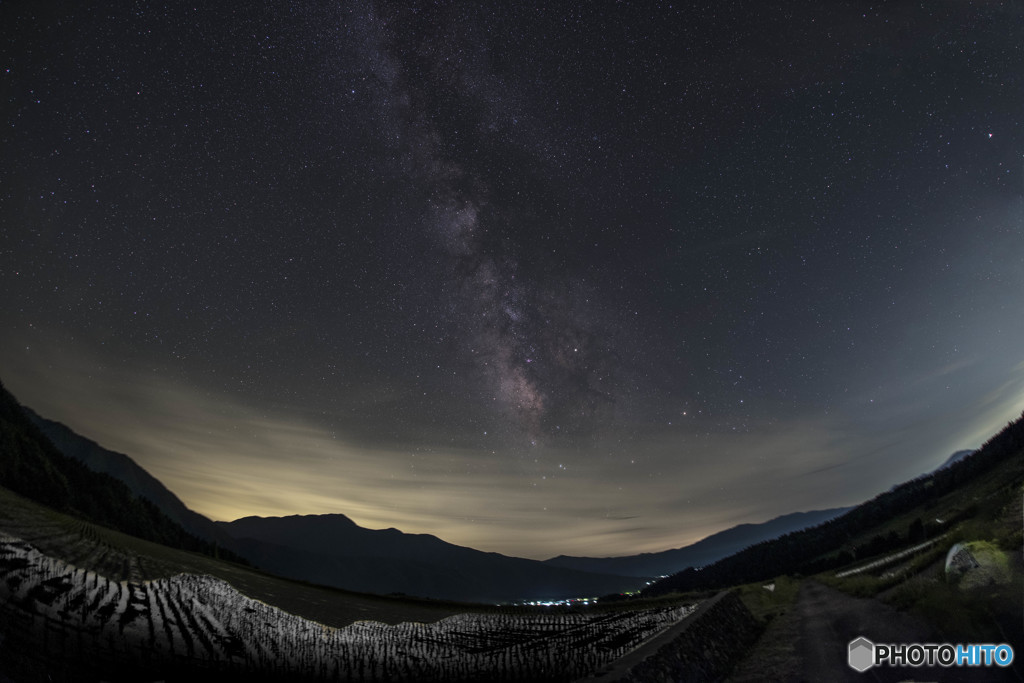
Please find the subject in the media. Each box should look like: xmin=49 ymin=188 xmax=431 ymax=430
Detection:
xmin=614 ymin=591 xmax=762 ymax=683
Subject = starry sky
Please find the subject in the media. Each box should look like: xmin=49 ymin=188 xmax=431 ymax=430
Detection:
xmin=2 ymin=1 xmax=1023 ymax=560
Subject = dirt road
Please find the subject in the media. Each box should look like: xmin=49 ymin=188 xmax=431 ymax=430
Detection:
xmin=731 ymin=580 xmax=1020 ymax=682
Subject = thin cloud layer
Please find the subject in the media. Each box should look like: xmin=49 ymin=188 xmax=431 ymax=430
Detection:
xmin=3 ymin=331 xmax=1022 ymax=559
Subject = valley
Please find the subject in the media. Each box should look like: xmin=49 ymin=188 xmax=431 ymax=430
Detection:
xmin=1 ymin=381 xmax=1022 ymax=681
xmin=0 ymin=527 xmax=693 ymax=682
xmin=0 ymin=487 xmax=697 ymax=682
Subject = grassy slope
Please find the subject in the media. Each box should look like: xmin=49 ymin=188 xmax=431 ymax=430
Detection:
xmin=817 ymin=431 xmax=1023 ymax=594
xmin=818 ymin=433 xmax=1024 ymax=575
xmin=823 ymin=472 xmax=1023 ymax=646
xmin=723 ymin=442 xmax=1024 ymax=679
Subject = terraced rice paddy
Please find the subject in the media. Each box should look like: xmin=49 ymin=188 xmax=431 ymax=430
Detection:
xmin=0 ymin=522 xmax=696 ymax=681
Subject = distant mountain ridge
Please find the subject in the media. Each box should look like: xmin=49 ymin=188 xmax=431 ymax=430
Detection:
xmin=17 ymin=392 xmax=980 ymax=603
xmin=543 ymin=507 xmax=851 ymax=578
xmin=217 ymin=514 xmax=645 ymax=603
xmin=19 ymin=401 xmax=645 ymax=602
xmin=935 ymin=449 xmax=975 ymax=471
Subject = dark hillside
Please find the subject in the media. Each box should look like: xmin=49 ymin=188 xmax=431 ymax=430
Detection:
xmin=644 ymin=411 xmax=1024 ymax=596
xmin=23 ymin=406 xmax=232 ymax=545
xmin=0 ymin=379 xmax=245 ymax=564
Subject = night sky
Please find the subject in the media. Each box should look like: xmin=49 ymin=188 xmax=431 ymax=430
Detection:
xmin=3 ymin=1 xmax=1023 ymax=560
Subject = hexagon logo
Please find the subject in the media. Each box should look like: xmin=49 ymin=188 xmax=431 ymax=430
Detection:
xmin=848 ymin=636 xmax=875 ymax=672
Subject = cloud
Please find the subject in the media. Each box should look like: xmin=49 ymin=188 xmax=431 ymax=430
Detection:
xmin=5 ymin=326 xmax=1024 ymax=561
xmin=0 ymin=331 xmax=852 ymax=557
xmin=0 ymin=331 xmax=643 ymax=557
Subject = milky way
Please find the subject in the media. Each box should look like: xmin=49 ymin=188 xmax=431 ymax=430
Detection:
xmin=351 ymin=1 xmax=625 ymax=447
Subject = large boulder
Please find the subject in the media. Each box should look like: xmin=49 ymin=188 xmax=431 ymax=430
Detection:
xmin=945 ymin=541 xmax=1011 ymax=588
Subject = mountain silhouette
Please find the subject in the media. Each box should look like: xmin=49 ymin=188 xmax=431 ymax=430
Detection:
xmin=21 ymin=393 xmax=982 ymax=604
xmin=18 ymin=400 xmax=643 ymax=602
xmin=218 ymin=514 xmax=645 ymax=603
xmin=0 ymin=379 xmax=238 ymax=561
xmin=543 ymin=507 xmax=850 ymax=578
xmin=23 ymin=407 xmax=234 ymax=547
